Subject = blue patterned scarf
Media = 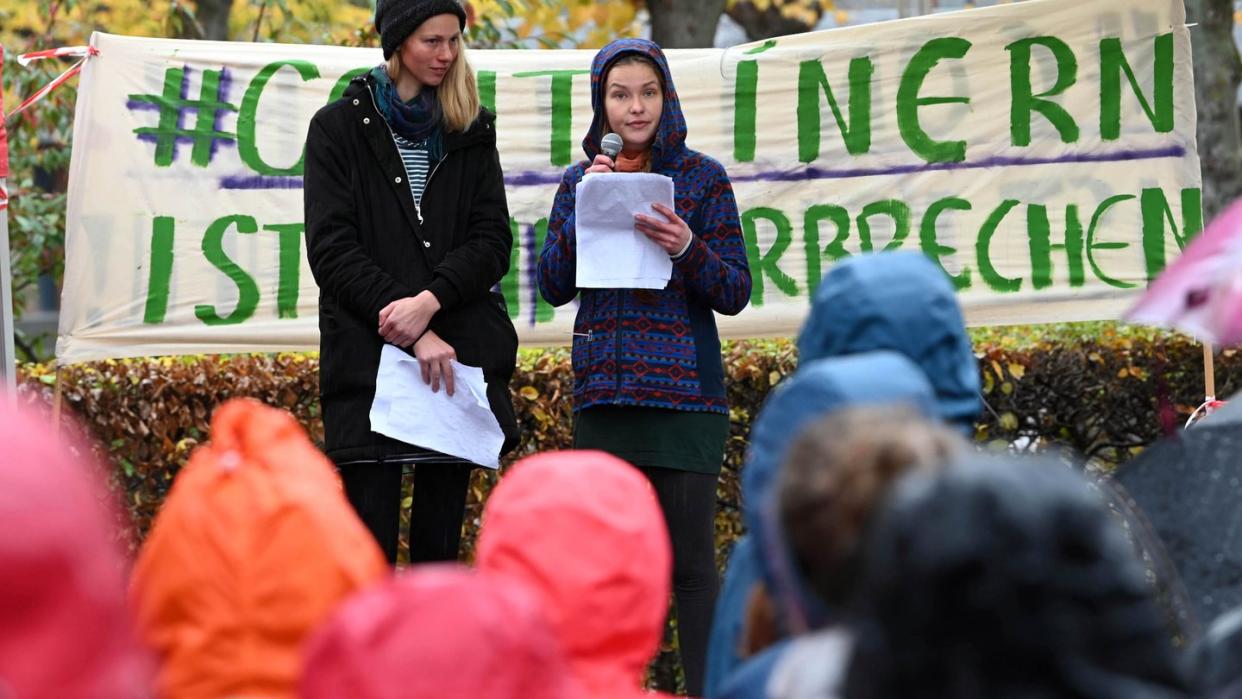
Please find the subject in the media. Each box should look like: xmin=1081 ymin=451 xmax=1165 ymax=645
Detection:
xmin=370 ymin=65 xmax=445 ymax=162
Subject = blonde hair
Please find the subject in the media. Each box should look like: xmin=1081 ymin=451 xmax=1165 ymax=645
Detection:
xmin=385 ymin=40 xmax=480 ymax=134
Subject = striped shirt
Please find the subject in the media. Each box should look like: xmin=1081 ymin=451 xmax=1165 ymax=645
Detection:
xmin=392 ymin=132 xmax=430 ymax=208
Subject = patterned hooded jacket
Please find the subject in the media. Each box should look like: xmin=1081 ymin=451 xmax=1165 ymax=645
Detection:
xmin=537 ymin=38 xmax=752 ymax=414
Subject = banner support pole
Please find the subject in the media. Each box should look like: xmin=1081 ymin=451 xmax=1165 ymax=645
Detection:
xmin=0 ymin=44 xmax=16 ymax=404
xmin=1204 ymin=341 xmax=1216 ymax=402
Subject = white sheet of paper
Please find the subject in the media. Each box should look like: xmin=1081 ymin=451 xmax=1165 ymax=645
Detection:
xmin=575 ymin=172 xmax=675 ymax=289
xmin=369 ymin=344 xmax=504 ymax=469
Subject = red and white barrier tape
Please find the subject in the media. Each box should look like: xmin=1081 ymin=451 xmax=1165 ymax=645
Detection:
xmin=5 ymin=45 xmax=97 ymax=124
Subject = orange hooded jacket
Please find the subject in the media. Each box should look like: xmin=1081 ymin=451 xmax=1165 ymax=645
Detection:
xmin=477 ymin=451 xmax=676 ymax=699
xmin=131 ymin=398 xmax=387 ymax=699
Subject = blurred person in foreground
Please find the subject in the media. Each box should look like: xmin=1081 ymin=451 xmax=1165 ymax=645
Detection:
xmin=476 ymin=451 xmax=675 ymax=699
xmin=0 ymin=395 xmax=152 ymax=698
xmin=842 ymin=454 xmax=1190 ymax=699
xmin=130 ymin=399 xmax=388 ymax=699
xmin=704 ymin=250 xmax=981 ymax=696
xmin=301 ymin=564 xmax=581 ymax=699
xmin=1192 ymin=604 xmax=1242 ymax=699
xmin=706 ymin=350 xmax=947 ymax=697
xmin=717 ymin=407 xmax=964 ymax=699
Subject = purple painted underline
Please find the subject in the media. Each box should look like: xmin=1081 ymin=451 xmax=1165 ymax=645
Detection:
xmin=214 ymin=145 xmax=1186 ymax=190
xmin=731 ymin=145 xmax=1188 ymax=183
xmin=221 ymin=175 xmax=304 ymax=189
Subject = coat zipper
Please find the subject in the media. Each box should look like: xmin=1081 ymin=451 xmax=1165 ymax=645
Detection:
xmin=418 ymin=155 xmax=448 ymax=226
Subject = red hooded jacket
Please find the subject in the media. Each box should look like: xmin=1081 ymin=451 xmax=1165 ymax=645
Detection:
xmin=301 ymin=564 xmax=581 ymax=698
xmin=477 ymin=451 xmax=675 ymax=699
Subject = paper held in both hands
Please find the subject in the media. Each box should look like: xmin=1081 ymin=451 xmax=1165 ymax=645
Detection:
xmin=575 ymin=172 xmax=675 ymax=289
xmin=369 ymin=344 xmax=504 ymax=469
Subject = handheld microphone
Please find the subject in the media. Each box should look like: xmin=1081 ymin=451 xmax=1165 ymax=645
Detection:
xmin=600 ymin=132 xmax=624 ymax=169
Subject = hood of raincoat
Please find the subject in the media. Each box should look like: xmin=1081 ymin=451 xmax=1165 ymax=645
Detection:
xmin=0 ymin=399 xmax=152 ymax=698
xmin=476 ymin=451 xmax=673 ymax=699
xmin=845 ymin=454 xmax=1191 ymax=699
xmin=743 ymin=351 xmax=938 ymax=632
xmin=582 ymin=38 xmax=687 ymax=171
xmin=130 ymin=398 xmax=388 ymax=699
xmin=301 ymin=564 xmax=581 ymax=699
xmin=797 ymin=251 xmax=981 ymax=432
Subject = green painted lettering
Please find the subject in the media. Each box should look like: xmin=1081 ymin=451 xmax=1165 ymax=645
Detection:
xmin=479 ymin=70 xmax=497 ymax=117
xmin=328 ymin=67 xmax=370 ymax=104
xmin=857 ymin=200 xmax=911 ymax=252
xmin=919 ymin=197 xmax=972 ymax=290
xmin=1007 ymin=37 xmax=1079 ymax=146
xmin=1100 ymin=33 xmax=1174 ymax=139
xmin=1141 ymin=187 xmax=1203 ymax=282
xmin=797 ymin=56 xmax=873 ymax=162
xmin=196 ymin=215 xmax=261 ymax=326
xmin=1026 ymin=204 xmax=1084 ymax=290
xmin=803 ymin=204 xmax=851 ymax=292
xmin=976 ymin=199 xmax=1022 ymax=292
xmin=742 ymin=207 xmax=799 ymax=307
xmin=1085 ymin=194 xmax=1137 ymax=288
xmin=501 ymin=218 xmax=521 ymax=319
xmin=238 ymin=60 xmax=321 ymax=176
xmin=897 ymin=38 xmax=972 ymax=163
xmin=533 ymin=218 xmax=554 ymax=322
xmin=735 ymin=60 xmax=758 ymax=162
xmin=144 ymin=216 xmax=176 ymax=324
xmin=264 ymin=223 xmax=303 ymax=319
xmin=513 ymin=70 xmax=591 ymax=166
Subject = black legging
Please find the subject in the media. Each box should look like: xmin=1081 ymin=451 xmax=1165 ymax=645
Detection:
xmin=337 ymin=460 xmax=473 ymax=565
xmin=641 ymin=466 xmax=720 ymax=697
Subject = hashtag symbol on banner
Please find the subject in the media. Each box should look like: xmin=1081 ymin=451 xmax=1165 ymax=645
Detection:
xmin=127 ymin=66 xmax=238 ymax=168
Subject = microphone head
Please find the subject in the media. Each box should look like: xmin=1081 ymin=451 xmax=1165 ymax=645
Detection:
xmin=600 ymin=132 xmax=624 ymax=160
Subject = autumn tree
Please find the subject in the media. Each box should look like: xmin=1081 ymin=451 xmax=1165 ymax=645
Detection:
xmin=1187 ymin=0 xmax=1242 ymax=219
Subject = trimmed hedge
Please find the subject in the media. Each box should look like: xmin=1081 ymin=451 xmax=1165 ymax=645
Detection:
xmin=16 ymin=333 xmax=1237 ymax=554
xmin=14 ymin=333 xmax=1239 ymax=692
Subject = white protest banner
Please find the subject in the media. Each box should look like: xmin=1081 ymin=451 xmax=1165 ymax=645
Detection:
xmin=57 ymin=0 xmax=1200 ymax=364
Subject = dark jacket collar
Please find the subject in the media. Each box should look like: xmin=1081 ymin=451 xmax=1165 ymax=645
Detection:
xmin=343 ymin=74 xmax=496 ymax=153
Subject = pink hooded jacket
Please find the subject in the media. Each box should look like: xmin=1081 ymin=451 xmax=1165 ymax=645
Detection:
xmin=0 ymin=398 xmax=151 ymax=697
xmin=300 ymin=564 xmax=581 ymax=698
xmin=476 ymin=451 xmax=675 ymax=699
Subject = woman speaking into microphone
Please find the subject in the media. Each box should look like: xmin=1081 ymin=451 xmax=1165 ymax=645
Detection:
xmin=304 ymin=0 xmax=518 ymax=565
xmin=537 ymin=38 xmax=752 ymax=695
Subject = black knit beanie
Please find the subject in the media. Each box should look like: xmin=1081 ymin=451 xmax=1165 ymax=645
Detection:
xmin=375 ymin=0 xmax=467 ymax=60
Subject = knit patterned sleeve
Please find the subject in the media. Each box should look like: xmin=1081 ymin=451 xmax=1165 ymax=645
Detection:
xmin=537 ymin=166 xmax=584 ymax=308
xmin=674 ymin=161 xmax=753 ymax=316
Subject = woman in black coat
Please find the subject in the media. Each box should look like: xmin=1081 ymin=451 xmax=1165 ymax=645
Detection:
xmin=303 ymin=0 xmax=518 ymax=564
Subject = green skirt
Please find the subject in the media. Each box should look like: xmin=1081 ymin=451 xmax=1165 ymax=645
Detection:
xmin=572 ymin=405 xmax=730 ymax=475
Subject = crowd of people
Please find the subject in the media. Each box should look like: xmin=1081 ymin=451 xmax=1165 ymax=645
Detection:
xmin=5 ymin=250 xmax=1242 ymax=698
xmin=4 ymin=0 xmax=1241 ymax=697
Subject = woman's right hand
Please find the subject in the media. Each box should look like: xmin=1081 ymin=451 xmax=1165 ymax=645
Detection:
xmin=585 ymin=154 xmax=615 ymax=175
xmin=413 ymin=329 xmax=456 ymax=396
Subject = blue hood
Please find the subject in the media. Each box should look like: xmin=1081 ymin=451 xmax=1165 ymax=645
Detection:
xmin=742 ymin=351 xmax=938 ymax=631
xmin=582 ymin=38 xmax=687 ymax=171
xmin=797 ymin=251 xmax=981 ymax=432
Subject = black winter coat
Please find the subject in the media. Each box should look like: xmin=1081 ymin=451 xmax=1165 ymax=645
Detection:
xmin=304 ymin=74 xmax=519 ymax=464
